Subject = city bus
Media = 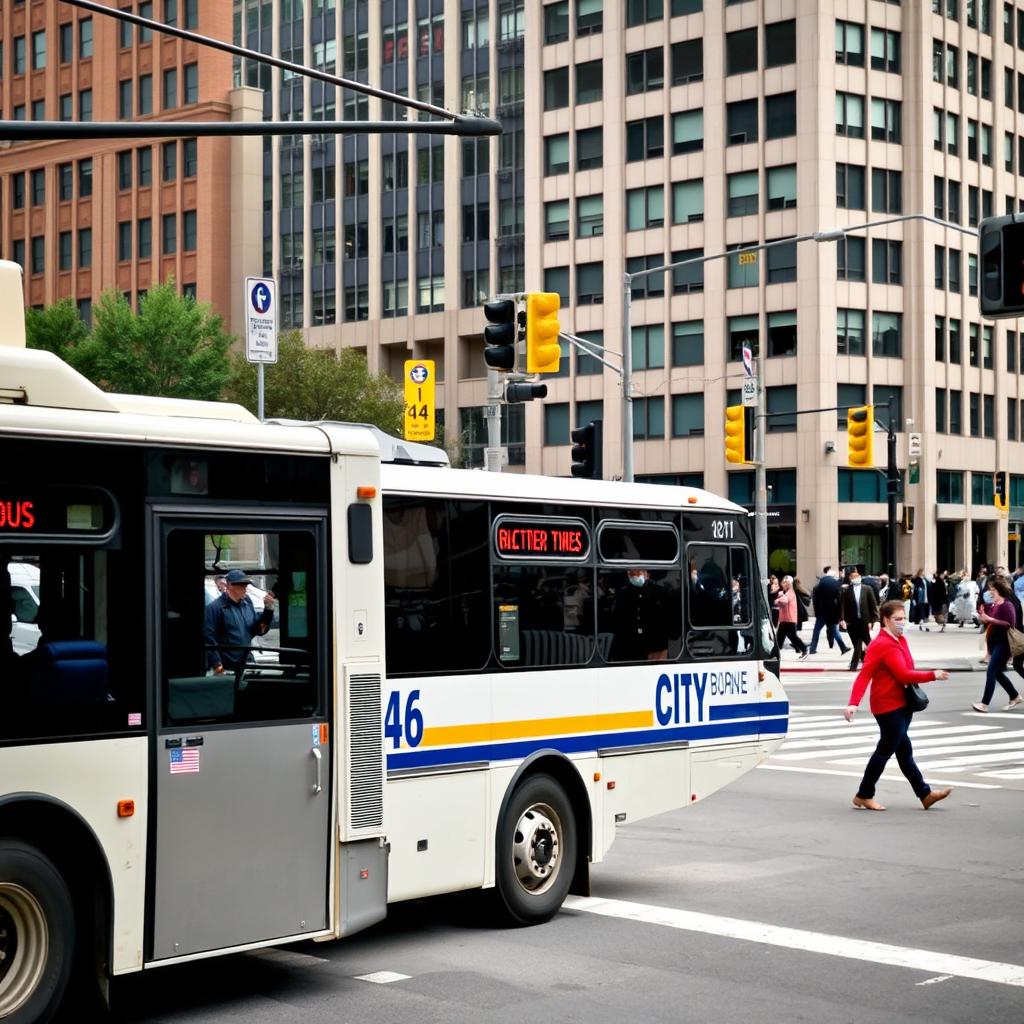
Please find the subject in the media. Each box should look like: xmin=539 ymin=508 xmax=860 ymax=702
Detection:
xmin=0 ymin=273 xmax=786 ymax=1023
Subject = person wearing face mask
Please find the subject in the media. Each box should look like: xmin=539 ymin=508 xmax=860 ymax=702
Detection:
xmin=608 ymin=568 xmax=671 ymax=662
xmin=840 ymin=566 xmax=879 ymax=671
xmin=844 ymin=600 xmax=952 ymax=811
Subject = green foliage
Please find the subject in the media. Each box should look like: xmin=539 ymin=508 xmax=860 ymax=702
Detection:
xmin=224 ymin=330 xmax=405 ymax=434
xmin=25 ymin=298 xmax=89 ymax=358
xmin=69 ymin=282 xmax=233 ymax=400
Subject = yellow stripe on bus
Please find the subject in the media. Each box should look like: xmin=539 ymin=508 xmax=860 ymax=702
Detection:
xmin=418 ymin=710 xmax=654 ymax=748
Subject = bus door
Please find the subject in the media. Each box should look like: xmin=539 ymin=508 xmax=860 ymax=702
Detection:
xmin=149 ymin=512 xmax=331 ymax=960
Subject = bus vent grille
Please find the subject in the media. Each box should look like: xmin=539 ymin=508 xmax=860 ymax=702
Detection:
xmin=347 ymin=672 xmax=384 ymax=830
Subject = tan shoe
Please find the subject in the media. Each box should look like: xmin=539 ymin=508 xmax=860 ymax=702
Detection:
xmin=921 ymin=788 xmax=952 ymax=810
xmin=852 ymin=795 xmax=887 ymax=811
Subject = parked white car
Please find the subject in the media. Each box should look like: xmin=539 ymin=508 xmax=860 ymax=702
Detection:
xmin=8 ymin=561 xmax=40 ymax=655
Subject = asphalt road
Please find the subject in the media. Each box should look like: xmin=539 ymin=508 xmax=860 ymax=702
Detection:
xmin=109 ymin=669 xmax=1024 ymax=1024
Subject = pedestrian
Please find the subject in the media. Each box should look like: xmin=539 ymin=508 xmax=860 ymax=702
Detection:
xmin=793 ymin=576 xmax=811 ymax=636
xmin=844 ymin=600 xmax=952 ymax=811
xmin=876 ymin=572 xmax=891 ymax=603
xmin=952 ymin=572 xmax=978 ymax=627
xmin=773 ymin=576 xmax=808 ymax=658
xmin=972 ymin=576 xmax=1024 ymax=712
xmin=840 ymin=566 xmax=879 ymax=670
xmin=1013 ymin=566 xmax=1024 ymax=605
xmin=809 ymin=567 xmax=849 ymax=655
xmin=203 ymin=568 xmax=276 ymax=676
xmin=929 ymin=570 xmax=948 ymax=632
xmin=912 ymin=569 xmax=930 ymax=630
xmin=768 ymin=574 xmax=781 ymax=627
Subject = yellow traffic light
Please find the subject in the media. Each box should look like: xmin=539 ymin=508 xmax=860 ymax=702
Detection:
xmin=725 ymin=405 xmax=747 ymax=464
xmin=847 ymin=405 xmax=874 ymax=468
xmin=525 ymin=292 xmax=562 ymax=374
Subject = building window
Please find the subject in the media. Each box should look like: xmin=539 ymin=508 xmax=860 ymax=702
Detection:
xmin=138 ymin=74 xmax=153 ymax=115
xmin=118 ymin=221 xmax=132 ymax=261
xmin=627 ymin=186 xmax=665 ymax=230
xmin=577 ymin=262 xmax=604 ymax=305
xmin=59 ymin=23 xmax=73 ymax=63
xmin=545 ymin=133 xmax=569 ymax=175
xmin=671 ymin=248 xmax=703 ymax=294
xmin=626 ymin=0 xmax=662 ymax=26
xmin=78 ymin=228 xmax=92 ymax=268
xmin=162 ymin=141 xmax=177 ymax=181
xmin=632 ymin=324 xmax=665 ymax=370
xmin=632 ymin=396 xmax=665 ymax=439
xmin=183 ymin=210 xmax=197 ymax=251
xmin=79 ymin=88 xmax=92 ymax=121
xmin=672 ymin=109 xmax=703 ymax=153
xmin=59 ymin=93 xmax=72 ymax=120
xmin=162 ymin=213 xmax=177 ymax=254
xmin=727 ymin=244 xmax=758 ymax=288
xmin=726 ymin=28 xmax=757 ymax=75
xmin=30 ymin=169 xmax=45 ymax=206
xmin=627 ymin=255 xmax=665 ymax=300
xmin=838 ymin=383 xmax=868 ymax=427
xmin=577 ymin=194 xmax=603 ymax=236
xmin=766 ymin=239 xmax=797 ymax=284
xmin=576 ymin=60 xmax=602 ymax=104
xmin=78 ymin=158 xmax=92 ymax=196
xmin=936 ymin=388 xmax=947 ymax=433
xmin=835 ymin=21 xmax=865 ymax=65
xmin=768 ymin=311 xmax=797 ymax=356
xmin=672 ymin=393 xmax=705 ymax=437
xmin=727 ymin=171 xmax=758 ymax=217
xmin=836 ymin=163 xmax=866 ymax=209
xmin=544 ymin=67 xmax=568 ymax=110
xmin=184 ymin=62 xmax=198 ymax=103
xmin=137 ymin=218 xmax=152 ymax=259
xmin=972 ymin=471 xmax=995 ymax=504
xmin=871 ymin=169 xmax=901 ymax=214
xmin=765 ymin=19 xmax=796 ymax=67
xmin=163 ymin=67 xmax=177 ymax=109
xmin=870 ymin=28 xmax=899 ymax=72
xmin=544 ymin=403 xmax=570 ymax=447
xmin=118 ymin=151 xmax=132 ymax=190
xmin=870 ymin=98 xmax=900 ymax=143
xmin=627 ymin=116 xmax=664 ymax=162
xmin=13 ymin=36 xmax=26 ymax=76
xmin=837 ymin=236 xmax=866 ymax=281
xmin=872 ymin=313 xmax=902 ymax=358
xmin=873 ymin=385 xmax=903 ymax=431
xmin=837 ymin=308 xmax=866 ymax=355
xmin=119 ymin=79 xmax=132 ymax=119
xmin=672 ymin=320 xmax=704 ymax=366
xmin=31 ymin=30 xmax=46 ymax=71
xmin=58 ymin=231 xmax=72 ymax=271
xmin=545 ymin=200 xmax=570 ymax=242
xmin=58 ymin=163 xmax=73 ymax=201
xmin=577 ymin=0 xmax=602 ymax=35
xmin=937 ymin=471 xmax=964 ymax=504
xmin=765 ymin=92 xmax=796 ymax=139
xmin=949 ymin=248 xmax=961 ymax=292
xmin=576 ymin=127 xmax=602 ymax=170
xmin=728 ymin=315 xmax=759 ymax=361
xmin=871 ymin=239 xmax=902 ymax=284
xmin=767 ymin=165 xmax=797 ymax=209
xmin=726 ymin=99 xmax=757 ymax=145
xmin=836 ymin=92 xmax=864 ymax=138
xmin=626 ymin=46 xmax=664 ymax=94
xmin=671 ymin=39 xmax=702 ymax=84
xmin=672 ymin=179 xmax=703 ymax=223
xmin=544 ymin=2 xmax=568 ymax=43
xmin=766 ymin=386 xmax=797 ymax=432
xmin=30 ymin=236 xmax=44 ymax=275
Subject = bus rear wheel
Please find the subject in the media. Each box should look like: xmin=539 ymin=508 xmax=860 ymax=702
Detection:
xmin=0 ymin=841 xmax=74 ymax=1024
xmin=495 ymin=774 xmax=577 ymax=925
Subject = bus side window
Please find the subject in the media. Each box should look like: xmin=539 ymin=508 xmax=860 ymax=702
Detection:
xmin=686 ymin=544 xmax=755 ymax=658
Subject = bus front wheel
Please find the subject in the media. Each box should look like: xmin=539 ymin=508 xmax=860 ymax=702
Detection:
xmin=0 ymin=840 xmax=75 ymax=1024
xmin=495 ymin=774 xmax=577 ymax=925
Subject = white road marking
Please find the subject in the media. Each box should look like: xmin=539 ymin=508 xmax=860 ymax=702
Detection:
xmin=915 ymin=747 xmax=1024 ymax=770
xmin=830 ymin=740 xmax=1024 ymax=767
xmin=564 ymin=896 xmax=1024 ymax=987
xmin=776 ymin=727 xmax=1006 ymax=761
xmin=756 ymin=763 xmax=1000 ymax=789
xmin=917 ymin=975 xmax=955 ymax=986
xmin=356 ymin=971 xmax=411 ymax=984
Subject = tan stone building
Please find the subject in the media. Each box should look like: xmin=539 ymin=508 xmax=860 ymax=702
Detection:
xmin=7 ymin=0 xmax=1024 ymax=581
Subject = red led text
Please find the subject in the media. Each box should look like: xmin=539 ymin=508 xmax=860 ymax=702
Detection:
xmin=0 ymin=500 xmax=35 ymax=530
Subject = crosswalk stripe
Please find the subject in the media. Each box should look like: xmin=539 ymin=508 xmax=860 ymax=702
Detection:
xmin=775 ymin=726 xmax=1007 ymax=760
xmin=915 ymin=747 xmax=1024 ymax=770
xmin=829 ymin=741 xmax=1024 ymax=767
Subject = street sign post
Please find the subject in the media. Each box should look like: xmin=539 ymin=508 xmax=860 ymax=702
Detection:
xmin=403 ymin=359 xmax=436 ymax=441
xmin=245 ymin=276 xmax=278 ymax=422
xmin=741 ymin=378 xmax=758 ymax=408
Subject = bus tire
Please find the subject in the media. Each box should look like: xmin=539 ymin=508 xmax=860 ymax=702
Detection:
xmin=0 ymin=840 xmax=75 ymax=1024
xmin=495 ymin=774 xmax=577 ymax=926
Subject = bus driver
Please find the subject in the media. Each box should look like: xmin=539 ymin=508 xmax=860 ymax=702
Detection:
xmin=204 ymin=568 xmax=276 ymax=676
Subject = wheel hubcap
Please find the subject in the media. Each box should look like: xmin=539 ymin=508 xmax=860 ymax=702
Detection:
xmin=512 ymin=802 xmax=562 ymax=896
xmin=0 ymin=884 xmax=49 ymax=1016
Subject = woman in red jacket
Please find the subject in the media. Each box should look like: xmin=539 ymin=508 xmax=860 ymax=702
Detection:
xmin=844 ymin=599 xmax=951 ymax=811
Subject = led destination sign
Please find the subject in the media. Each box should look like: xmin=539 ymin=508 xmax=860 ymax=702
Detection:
xmin=0 ymin=486 xmax=118 ymax=541
xmin=493 ymin=516 xmax=590 ymax=560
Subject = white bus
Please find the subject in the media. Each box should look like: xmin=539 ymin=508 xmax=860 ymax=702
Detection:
xmin=0 ymin=290 xmax=786 ymax=1024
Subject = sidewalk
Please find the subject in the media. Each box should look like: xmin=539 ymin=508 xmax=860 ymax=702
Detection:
xmin=778 ymin=617 xmax=987 ymax=673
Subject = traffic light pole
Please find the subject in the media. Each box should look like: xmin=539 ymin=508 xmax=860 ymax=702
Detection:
xmin=885 ymin=401 xmax=898 ymax=581
xmin=485 ymin=369 xmax=503 ymax=474
xmin=621 ymin=278 xmax=635 ymax=483
xmin=755 ymin=329 xmax=768 ymax=591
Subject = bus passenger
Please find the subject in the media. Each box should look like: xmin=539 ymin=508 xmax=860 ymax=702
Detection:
xmin=204 ymin=569 xmax=275 ymax=676
xmin=609 ymin=569 xmax=670 ymax=662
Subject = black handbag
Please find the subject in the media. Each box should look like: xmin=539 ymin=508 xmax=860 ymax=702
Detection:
xmin=904 ymin=683 xmax=929 ymax=712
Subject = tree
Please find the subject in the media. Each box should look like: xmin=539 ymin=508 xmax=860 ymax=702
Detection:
xmin=224 ymin=330 xmax=405 ymax=434
xmin=25 ymin=298 xmax=89 ymax=358
xmin=72 ymin=282 xmax=233 ymax=400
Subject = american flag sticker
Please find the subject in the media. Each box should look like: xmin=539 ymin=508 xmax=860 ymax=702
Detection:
xmin=169 ymin=748 xmax=201 ymax=774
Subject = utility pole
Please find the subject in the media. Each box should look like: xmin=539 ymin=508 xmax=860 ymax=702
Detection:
xmin=754 ymin=322 xmax=768 ymax=590
xmin=886 ymin=400 xmax=898 ymax=579
xmin=620 ymin=275 xmax=634 ymax=483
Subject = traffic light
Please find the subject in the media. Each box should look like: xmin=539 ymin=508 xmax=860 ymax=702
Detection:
xmin=995 ymin=470 xmax=1008 ymax=512
xmin=483 ymin=298 xmax=517 ymax=371
xmin=505 ymin=382 xmax=548 ymax=403
xmin=724 ymin=405 xmax=748 ymax=464
xmin=980 ymin=215 xmax=1024 ymax=318
xmin=847 ymin=405 xmax=874 ymax=468
xmin=570 ymin=420 xmax=603 ymax=479
xmin=525 ymin=292 xmax=561 ymax=374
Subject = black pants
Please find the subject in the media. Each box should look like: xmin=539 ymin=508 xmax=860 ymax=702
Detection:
xmin=847 ymin=619 xmax=871 ymax=668
xmin=857 ymin=707 xmax=930 ymax=800
xmin=776 ymin=621 xmax=806 ymax=653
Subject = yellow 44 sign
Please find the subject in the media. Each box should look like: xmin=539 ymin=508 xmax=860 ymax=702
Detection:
xmin=404 ymin=359 xmax=435 ymax=441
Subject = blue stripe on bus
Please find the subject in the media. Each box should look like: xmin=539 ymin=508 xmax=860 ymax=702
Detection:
xmin=710 ymin=700 xmax=790 ymax=721
xmin=386 ymin=714 xmax=789 ymax=771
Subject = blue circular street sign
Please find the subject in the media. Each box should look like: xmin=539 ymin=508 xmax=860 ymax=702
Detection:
xmin=409 ymin=364 xmax=429 ymax=384
xmin=251 ymin=283 xmax=272 ymax=315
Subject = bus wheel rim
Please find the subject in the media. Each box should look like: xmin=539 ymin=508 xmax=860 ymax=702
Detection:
xmin=0 ymin=883 xmax=49 ymax=1016
xmin=512 ymin=802 xmax=562 ymax=896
